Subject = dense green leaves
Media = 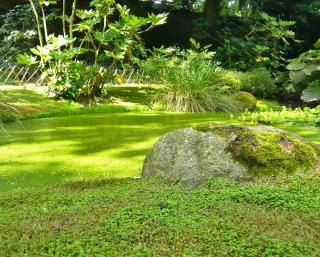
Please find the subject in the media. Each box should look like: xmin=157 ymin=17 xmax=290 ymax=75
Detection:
xmin=287 ymin=38 xmax=320 ymax=102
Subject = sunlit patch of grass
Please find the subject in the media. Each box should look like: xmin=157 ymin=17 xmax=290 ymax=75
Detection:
xmin=0 ymin=85 xmax=150 ymax=122
xmin=1 ymin=111 xmax=319 ymax=193
xmin=256 ymin=99 xmax=283 ymax=111
xmin=0 ymin=112 xmax=234 ymax=192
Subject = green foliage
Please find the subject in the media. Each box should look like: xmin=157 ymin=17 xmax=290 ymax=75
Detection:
xmin=212 ymin=68 xmax=277 ymax=98
xmin=287 ymin=39 xmax=320 ymax=102
xmin=145 ymin=46 xmax=239 ymax=112
xmin=0 ymin=176 xmax=320 ymax=256
xmin=240 ymin=105 xmax=320 ymax=126
xmin=212 ymin=69 xmax=243 ymax=93
xmin=136 ymin=47 xmax=175 ymax=83
xmin=0 ymin=4 xmax=38 ymax=68
xmin=219 ymin=13 xmax=296 ymax=71
xmin=241 ymin=67 xmax=277 ymax=98
xmin=17 ymin=0 xmax=167 ymax=100
xmin=75 ymin=0 xmax=167 ymax=65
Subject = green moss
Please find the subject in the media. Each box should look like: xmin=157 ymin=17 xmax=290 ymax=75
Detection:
xmin=196 ymin=124 xmax=319 ymax=177
xmin=228 ymin=131 xmax=318 ymax=176
xmin=196 ymin=123 xmax=245 ymax=139
xmin=232 ymin=91 xmax=257 ymax=111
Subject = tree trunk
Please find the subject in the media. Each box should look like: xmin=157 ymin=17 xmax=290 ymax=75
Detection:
xmin=28 ymin=0 xmax=44 ymax=47
xmin=204 ymin=0 xmax=223 ymax=29
xmin=69 ymin=0 xmax=78 ymax=48
xmin=62 ymin=0 xmax=66 ymax=37
xmin=40 ymin=5 xmax=49 ymax=44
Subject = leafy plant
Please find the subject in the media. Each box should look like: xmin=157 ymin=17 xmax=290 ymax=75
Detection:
xmin=218 ymin=13 xmax=297 ymax=72
xmin=240 ymin=105 xmax=320 ymax=126
xmin=287 ymin=38 xmax=320 ymax=103
xmin=18 ymin=0 xmax=167 ymax=100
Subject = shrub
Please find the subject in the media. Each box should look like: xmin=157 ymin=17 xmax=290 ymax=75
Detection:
xmin=231 ymin=91 xmax=257 ymax=111
xmin=209 ymin=68 xmax=277 ymax=99
xmin=240 ymin=68 xmax=277 ymax=98
xmin=47 ymin=61 xmax=110 ymax=101
xmin=151 ymin=49 xmax=239 ymax=112
xmin=213 ymin=70 xmax=243 ymax=93
xmin=136 ymin=47 xmax=175 ymax=83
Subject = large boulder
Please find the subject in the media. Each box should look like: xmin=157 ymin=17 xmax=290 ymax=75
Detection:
xmin=142 ymin=124 xmax=319 ymax=185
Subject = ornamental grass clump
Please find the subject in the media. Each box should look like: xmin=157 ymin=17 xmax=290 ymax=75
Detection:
xmin=152 ymin=48 xmax=238 ymax=113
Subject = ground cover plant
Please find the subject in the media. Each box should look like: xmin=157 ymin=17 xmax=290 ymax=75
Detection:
xmin=240 ymin=105 xmax=320 ymax=126
xmin=1 ymin=0 xmax=320 ymax=256
xmin=0 ymin=176 xmax=320 ymax=256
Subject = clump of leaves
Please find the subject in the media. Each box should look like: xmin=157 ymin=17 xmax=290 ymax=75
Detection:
xmin=219 ymin=13 xmax=297 ymax=72
xmin=287 ymin=38 xmax=320 ymax=103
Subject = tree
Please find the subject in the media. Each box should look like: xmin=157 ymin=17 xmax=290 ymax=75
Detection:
xmin=204 ymin=0 xmax=223 ymax=28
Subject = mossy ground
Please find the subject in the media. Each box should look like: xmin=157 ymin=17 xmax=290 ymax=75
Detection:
xmin=0 ymin=85 xmax=157 ymax=123
xmin=0 ymin=176 xmax=320 ymax=256
xmin=1 ymin=85 xmax=320 ymax=256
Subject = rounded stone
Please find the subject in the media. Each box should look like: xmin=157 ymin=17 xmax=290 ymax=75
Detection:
xmin=142 ymin=124 xmax=319 ymax=186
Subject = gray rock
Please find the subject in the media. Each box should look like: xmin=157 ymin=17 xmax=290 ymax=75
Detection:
xmin=142 ymin=128 xmax=248 ymax=186
xmin=142 ymin=125 xmax=319 ymax=186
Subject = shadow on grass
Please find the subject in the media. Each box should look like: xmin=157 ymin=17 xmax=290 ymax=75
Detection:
xmin=1 ymin=112 xmax=319 ymax=193
xmin=0 ymin=112 xmax=231 ymax=192
xmin=0 ymin=161 xmax=76 ymax=192
xmin=104 ymin=85 xmax=157 ymax=105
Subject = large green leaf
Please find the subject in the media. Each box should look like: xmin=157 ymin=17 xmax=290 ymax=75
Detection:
xmin=289 ymin=70 xmax=306 ymax=83
xmin=287 ymin=62 xmax=306 ymax=71
xmin=301 ymin=82 xmax=320 ymax=102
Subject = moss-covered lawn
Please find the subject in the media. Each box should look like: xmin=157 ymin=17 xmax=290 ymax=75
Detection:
xmin=1 ymin=85 xmax=320 ymax=256
xmin=1 ymin=111 xmax=320 ymax=193
xmin=0 ymin=85 xmax=154 ymax=123
xmin=0 ymin=112 xmax=236 ymax=192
